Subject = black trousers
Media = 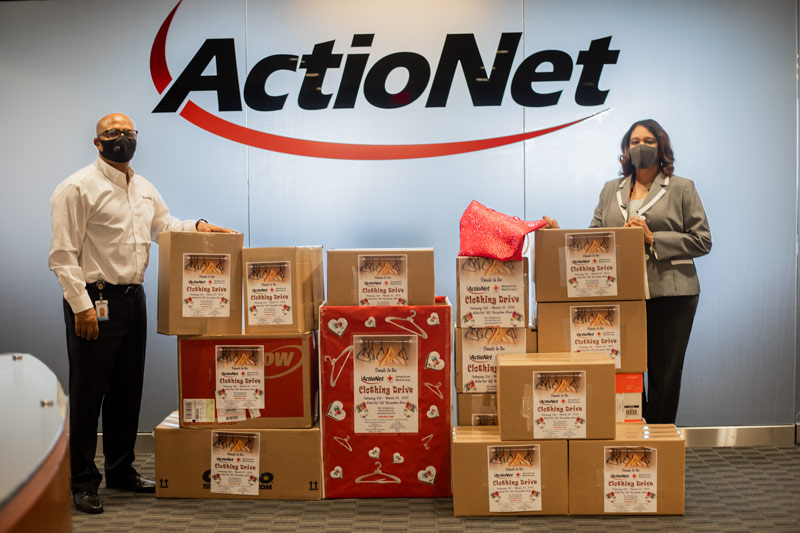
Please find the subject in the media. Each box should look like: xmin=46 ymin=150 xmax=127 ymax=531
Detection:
xmin=63 ymin=284 xmax=147 ymax=493
xmin=643 ymin=294 xmax=699 ymax=424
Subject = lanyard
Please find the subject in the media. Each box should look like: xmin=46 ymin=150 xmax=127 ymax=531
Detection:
xmin=617 ymin=176 xmax=669 ymax=221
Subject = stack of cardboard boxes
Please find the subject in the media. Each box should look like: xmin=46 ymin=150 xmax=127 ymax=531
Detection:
xmin=451 ymin=228 xmax=685 ymax=516
xmin=454 ymin=256 xmax=536 ymax=426
xmin=319 ymin=249 xmax=453 ymax=498
xmin=153 ymin=232 xmax=325 ymax=500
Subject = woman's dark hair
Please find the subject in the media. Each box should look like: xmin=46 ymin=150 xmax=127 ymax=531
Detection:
xmin=619 ymin=119 xmax=674 ymax=177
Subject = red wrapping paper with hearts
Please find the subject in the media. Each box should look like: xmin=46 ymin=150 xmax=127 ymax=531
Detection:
xmin=319 ymin=299 xmax=452 ymax=498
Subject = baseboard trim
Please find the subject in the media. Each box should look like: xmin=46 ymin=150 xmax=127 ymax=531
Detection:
xmin=106 ymin=424 xmax=799 ymax=453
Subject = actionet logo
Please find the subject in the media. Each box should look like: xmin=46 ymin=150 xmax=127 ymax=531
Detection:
xmin=150 ymin=0 xmax=619 ymax=159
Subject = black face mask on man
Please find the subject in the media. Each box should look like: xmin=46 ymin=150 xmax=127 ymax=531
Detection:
xmin=98 ymin=136 xmax=137 ymax=163
xmin=629 ymin=144 xmax=658 ymax=170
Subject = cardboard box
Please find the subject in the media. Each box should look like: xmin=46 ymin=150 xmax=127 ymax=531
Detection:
xmin=319 ymin=299 xmax=452 ymax=498
xmin=457 ymin=393 xmax=498 ymax=426
xmin=155 ymin=412 xmax=322 ymax=500
xmin=242 ymin=246 xmax=323 ymax=334
xmin=536 ymin=300 xmax=646 ymax=373
xmin=569 ymin=423 xmax=685 ymax=515
xmin=616 ymin=373 xmax=644 ymax=423
xmin=534 ymin=228 xmax=645 ymax=302
xmin=178 ymin=332 xmax=317 ymax=429
xmin=452 ymin=426 xmax=568 ymax=516
xmin=158 ymin=231 xmax=244 ymax=335
xmin=326 ymin=248 xmax=434 ymax=306
xmin=454 ymin=327 xmax=535 ymax=393
xmin=497 ymin=353 xmax=615 ymax=440
xmin=457 ymin=257 xmax=529 ymax=328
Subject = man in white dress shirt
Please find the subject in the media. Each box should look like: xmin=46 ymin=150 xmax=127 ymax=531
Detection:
xmin=49 ymin=113 xmax=234 ymax=514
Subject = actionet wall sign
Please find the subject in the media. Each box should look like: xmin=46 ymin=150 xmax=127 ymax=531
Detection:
xmin=151 ymin=0 xmax=619 ymax=159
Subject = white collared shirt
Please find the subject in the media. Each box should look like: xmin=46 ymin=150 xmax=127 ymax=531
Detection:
xmin=49 ymin=156 xmax=196 ymax=313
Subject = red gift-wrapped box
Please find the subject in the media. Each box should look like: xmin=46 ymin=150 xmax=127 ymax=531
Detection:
xmin=319 ymin=298 xmax=452 ymax=498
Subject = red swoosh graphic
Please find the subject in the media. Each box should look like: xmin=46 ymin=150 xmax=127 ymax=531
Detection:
xmin=152 ymin=0 xmax=600 ymax=160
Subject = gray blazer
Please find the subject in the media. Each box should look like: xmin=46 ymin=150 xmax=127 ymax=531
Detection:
xmin=590 ymin=173 xmax=711 ymax=298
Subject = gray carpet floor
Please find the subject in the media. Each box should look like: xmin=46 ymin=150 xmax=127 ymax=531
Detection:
xmin=72 ymin=446 xmax=800 ymax=532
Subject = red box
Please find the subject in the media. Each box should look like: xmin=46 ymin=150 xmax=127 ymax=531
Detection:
xmin=178 ymin=332 xmax=317 ymax=429
xmin=319 ymin=298 xmax=452 ymax=498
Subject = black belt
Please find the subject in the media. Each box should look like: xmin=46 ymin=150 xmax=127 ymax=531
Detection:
xmin=87 ymin=281 xmax=142 ymax=295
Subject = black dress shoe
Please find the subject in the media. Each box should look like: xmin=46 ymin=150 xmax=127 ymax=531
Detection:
xmin=73 ymin=490 xmax=104 ymax=514
xmin=107 ymin=473 xmax=156 ymax=493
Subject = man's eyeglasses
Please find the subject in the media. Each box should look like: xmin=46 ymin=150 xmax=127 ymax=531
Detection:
xmin=99 ymin=128 xmax=138 ymax=140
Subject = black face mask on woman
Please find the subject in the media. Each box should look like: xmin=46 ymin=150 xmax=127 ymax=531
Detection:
xmin=629 ymin=144 xmax=658 ymax=170
xmin=98 ymin=136 xmax=137 ymax=163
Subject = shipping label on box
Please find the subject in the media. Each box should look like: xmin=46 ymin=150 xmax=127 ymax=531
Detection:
xmin=352 ymin=334 xmax=419 ymax=433
xmin=357 ymin=254 xmax=408 ymax=306
xmin=182 ymin=253 xmax=232 ymax=317
xmin=458 ymin=257 xmax=526 ymax=328
xmin=245 ymin=261 xmax=293 ymax=326
xmin=570 ymin=305 xmax=621 ymax=368
xmin=487 ymin=444 xmax=542 ymax=512
xmin=603 ymin=446 xmax=657 ymax=513
xmin=532 ymin=371 xmax=587 ymax=438
xmin=320 ymin=300 xmax=452 ymax=499
xmin=210 ymin=431 xmax=261 ymax=496
xmin=616 ymin=373 xmax=643 ymax=422
xmin=565 ymin=232 xmax=618 ymax=298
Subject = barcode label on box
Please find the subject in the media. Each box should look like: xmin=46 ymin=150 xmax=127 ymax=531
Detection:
xmin=183 ymin=399 xmax=216 ymax=423
xmin=217 ymin=408 xmax=247 ymax=422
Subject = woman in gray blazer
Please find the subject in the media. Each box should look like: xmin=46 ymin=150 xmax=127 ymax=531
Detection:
xmin=546 ymin=119 xmax=711 ymax=424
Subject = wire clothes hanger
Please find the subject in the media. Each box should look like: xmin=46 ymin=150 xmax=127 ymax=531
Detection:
xmin=355 ymin=462 xmax=401 ymax=484
xmin=385 ymin=310 xmax=428 ymax=339
xmin=333 ymin=435 xmax=352 ymax=452
xmin=424 ymin=382 xmax=443 ymax=399
xmin=324 ymin=346 xmax=353 ymax=387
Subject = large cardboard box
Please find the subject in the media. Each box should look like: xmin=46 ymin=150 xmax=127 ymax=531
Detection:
xmin=534 ymin=228 xmax=645 ymax=302
xmin=457 ymin=393 xmax=498 ymax=426
xmin=178 ymin=332 xmax=317 ymax=429
xmin=326 ymin=248 xmax=435 ymax=306
xmin=456 ymin=257 xmax=529 ymax=328
xmin=319 ymin=299 xmax=452 ymax=498
xmin=452 ymin=426 xmax=568 ymax=516
xmin=158 ymin=231 xmax=244 ymax=335
xmin=497 ymin=353 xmax=615 ymax=441
xmin=242 ymin=246 xmax=323 ymax=334
xmin=569 ymin=424 xmax=685 ymax=515
xmin=616 ymin=373 xmax=644 ymax=423
xmin=155 ymin=412 xmax=322 ymax=500
xmin=455 ymin=327 xmax=536 ymax=393
xmin=537 ymin=300 xmax=646 ymax=373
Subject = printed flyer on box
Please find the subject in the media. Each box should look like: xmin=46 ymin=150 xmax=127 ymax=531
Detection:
xmin=462 ymin=327 xmax=526 ymax=393
xmin=182 ymin=253 xmax=231 ymax=317
xmin=458 ymin=258 xmax=525 ymax=327
xmin=564 ymin=233 xmax=618 ymax=298
xmin=215 ymin=345 xmax=265 ymax=411
xmin=246 ymin=261 xmax=293 ymax=326
xmin=604 ymin=447 xmax=657 ymax=513
xmin=487 ymin=445 xmax=542 ymax=512
xmin=357 ymin=254 xmax=408 ymax=306
xmin=210 ymin=432 xmax=261 ymax=496
xmin=569 ymin=305 xmax=622 ymax=368
xmin=532 ymin=371 xmax=587 ymax=439
xmin=352 ymin=334 xmax=418 ymax=433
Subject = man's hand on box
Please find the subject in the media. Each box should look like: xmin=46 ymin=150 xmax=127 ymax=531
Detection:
xmin=75 ymin=307 xmax=99 ymax=340
xmin=197 ymin=221 xmax=237 ymax=233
